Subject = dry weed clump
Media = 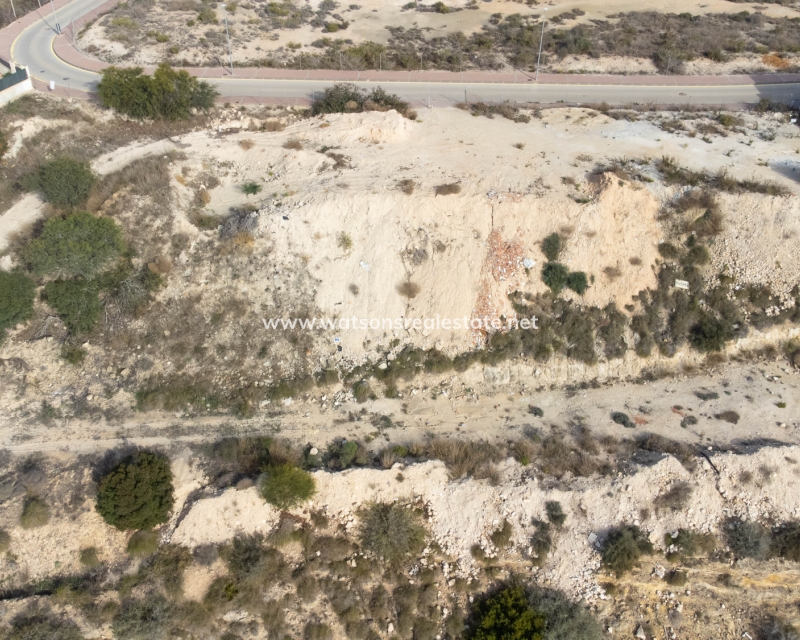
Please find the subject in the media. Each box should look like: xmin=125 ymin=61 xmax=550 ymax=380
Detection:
xmin=397 ymin=178 xmax=415 ymax=195
xmin=434 ymin=183 xmax=461 ymax=196
xmin=425 ymin=438 xmax=502 ymax=480
xmin=396 ymin=281 xmax=421 ymax=299
xmin=239 ymin=139 xmax=255 ymax=150
xmin=283 ymin=139 xmax=303 ymax=150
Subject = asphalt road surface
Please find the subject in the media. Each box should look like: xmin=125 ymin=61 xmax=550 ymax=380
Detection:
xmin=10 ymin=0 xmax=800 ymax=106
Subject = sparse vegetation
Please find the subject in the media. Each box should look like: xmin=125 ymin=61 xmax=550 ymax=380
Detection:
xmin=435 ymin=183 xmax=461 ymax=196
xmin=396 ymin=281 xmax=421 ymax=298
xmin=468 ymin=586 xmax=545 ymax=640
xmin=545 ymin=501 xmax=566 ymax=527
xmin=242 ymin=181 xmax=262 ymax=195
xmin=127 ymin=530 xmax=160 ymax=556
xmin=311 ymin=83 xmax=412 ymax=118
xmin=541 ymin=233 xmax=561 ymax=261
xmin=260 ymin=464 xmax=316 ymax=510
xmin=724 ymin=517 xmax=771 ymax=559
xmin=96 ymin=451 xmax=175 ymax=531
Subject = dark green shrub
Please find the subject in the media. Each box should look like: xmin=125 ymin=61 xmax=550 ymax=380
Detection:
xmin=0 ymin=128 xmax=7 ymax=159
xmin=44 ymin=279 xmax=101 ymax=334
xmin=664 ymin=529 xmax=716 ymax=561
xmin=127 ymin=530 xmax=159 ymax=557
xmin=468 ymin=586 xmax=545 ymax=640
xmin=658 ymin=242 xmax=680 ymax=260
xmin=541 ymin=233 xmax=561 ymax=261
xmin=0 ymin=271 xmax=35 ymax=343
xmin=602 ymin=525 xmax=653 ymax=577
xmin=242 ymin=181 xmax=262 ymax=195
xmin=566 ymin=271 xmax=588 ymax=295
xmin=98 ymin=64 xmax=218 ymax=120
xmin=772 ymin=521 xmax=800 ymax=562
xmin=96 ymin=451 xmax=175 ymax=530
xmin=359 ymin=502 xmax=426 ymax=565
xmin=28 ymin=158 xmax=96 ymax=208
xmin=7 ymin=606 xmax=84 ymax=640
xmin=541 ymin=262 xmax=569 ymax=294
xmin=611 ymin=411 xmax=635 ymax=428
xmin=689 ymin=313 xmax=733 ymax=352
xmin=20 ymin=496 xmax=49 ymax=529
xmin=25 ymin=212 xmax=124 ymax=278
xmin=545 ymin=501 xmax=567 ymax=527
xmin=724 ymin=517 xmax=770 ymax=559
xmin=260 ymin=464 xmax=316 ymax=510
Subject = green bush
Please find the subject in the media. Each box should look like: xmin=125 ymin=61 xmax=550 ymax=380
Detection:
xmin=29 ymin=158 xmax=96 ymax=209
xmin=0 ymin=271 xmax=35 ymax=343
xmin=566 ymin=271 xmax=588 ymax=295
xmin=7 ymin=606 xmax=84 ymax=640
xmin=545 ymin=501 xmax=566 ymax=527
xmin=311 ymin=83 xmax=410 ymax=117
xmin=724 ymin=517 xmax=771 ymax=560
xmin=242 ymin=181 xmax=262 ymax=195
xmin=530 ymin=521 xmax=552 ymax=567
xmin=96 ymin=451 xmax=175 ymax=530
xmin=359 ymin=502 xmax=426 ymax=565
xmin=541 ymin=233 xmax=561 ymax=261
xmin=468 ymin=586 xmax=545 ymax=640
xmin=0 ymin=528 xmax=10 ymax=552
xmin=127 ymin=530 xmax=159 ymax=557
xmin=689 ymin=313 xmax=733 ymax=352
xmin=601 ymin=525 xmax=653 ymax=577
xmin=98 ymin=63 xmax=218 ymax=120
xmin=20 ymin=496 xmax=50 ymax=529
xmin=260 ymin=464 xmax=316 ymax=510
xmin=44 ymin=279 xmax=101 ymax=334
xmin=61 ymin=344 xmax=88 ymax=364
xmin=665 ymin=569 xmax=688 ymax=586
xmin=24 ymin=212 xmax=125 ymax=278
xmin=541 ymin=262 xmax=569 ymax=294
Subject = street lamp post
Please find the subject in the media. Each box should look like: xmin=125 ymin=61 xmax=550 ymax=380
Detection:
xmin=535 ymin=8 xmax=548 ymax=82
xmin=9 ymin=0 xmax=16 ymax=20
xmin=49 ymin=0 xmax=61 ymax=34
xmin=224 ymin=9 xmax=233 ymax=75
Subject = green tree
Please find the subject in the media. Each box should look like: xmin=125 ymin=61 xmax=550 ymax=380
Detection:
xmin=566 ymin=271 xmax=588 ymax=295
xmin=96 ymin=451 xmax=175 ymax=530
xmin=689 ymin=313 xmax=732 ymax=352
xmin=25 ymin=212 xmax=124 ymax=278
xmin=469 ymin=586 xmax=545 ymax=640
xmin=32 ymin=158 xmax=96 ymax=208
xmin=260 ymin=463 xmax=316 ymax=510
xmin=98 ymin=64 xmax=218 ymax=120
xmin=0 ymin=271 xmax=35 ymax=343
xmin=541 ymin=233 xmax=561 ymax=261
xmin=44 ymin=279 xmax=101 ymax=334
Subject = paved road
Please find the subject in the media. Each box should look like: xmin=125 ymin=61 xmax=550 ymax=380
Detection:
xmin=8 ymin=0 xmax=800 ymax=106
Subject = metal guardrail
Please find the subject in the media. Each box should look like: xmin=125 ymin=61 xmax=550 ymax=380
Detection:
xmin=0 ymin=66 xmax=29 ymax=92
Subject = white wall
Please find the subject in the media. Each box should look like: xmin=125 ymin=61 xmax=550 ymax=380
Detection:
xmin=0 ymin=76 xmax=33 ymax=107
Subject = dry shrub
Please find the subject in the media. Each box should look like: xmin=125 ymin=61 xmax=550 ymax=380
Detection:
xmin=434 ymin=183 xmax=461 ymax=196
xmin=426 ymin=438 xmax=502 ymax=480
xmin=194 ymin=189 xmax=212 ymax=207
xmin=239 ymin=139 xmax=255 ymax=150
xmin=654 ymin=481 xmax=693 ymax=512
xmin=147 ymin=256 xmax=172 ymax=275
xmin=762 ymin=53 xmax=791 ymax=69
xmin=603 ymin=266 xmax=622 ymax=281
xmin=397 ymin=281 xmax=421 ymax=299
xmin=221 ymin=232 xmax=255 ymax=254
xmin=262 ymin=120 xmax=286 ymax=132
xmin=397 ymin=178 xmax=415 ymax=195
xmin=283 ymin=139 xmax=303 ymax=150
